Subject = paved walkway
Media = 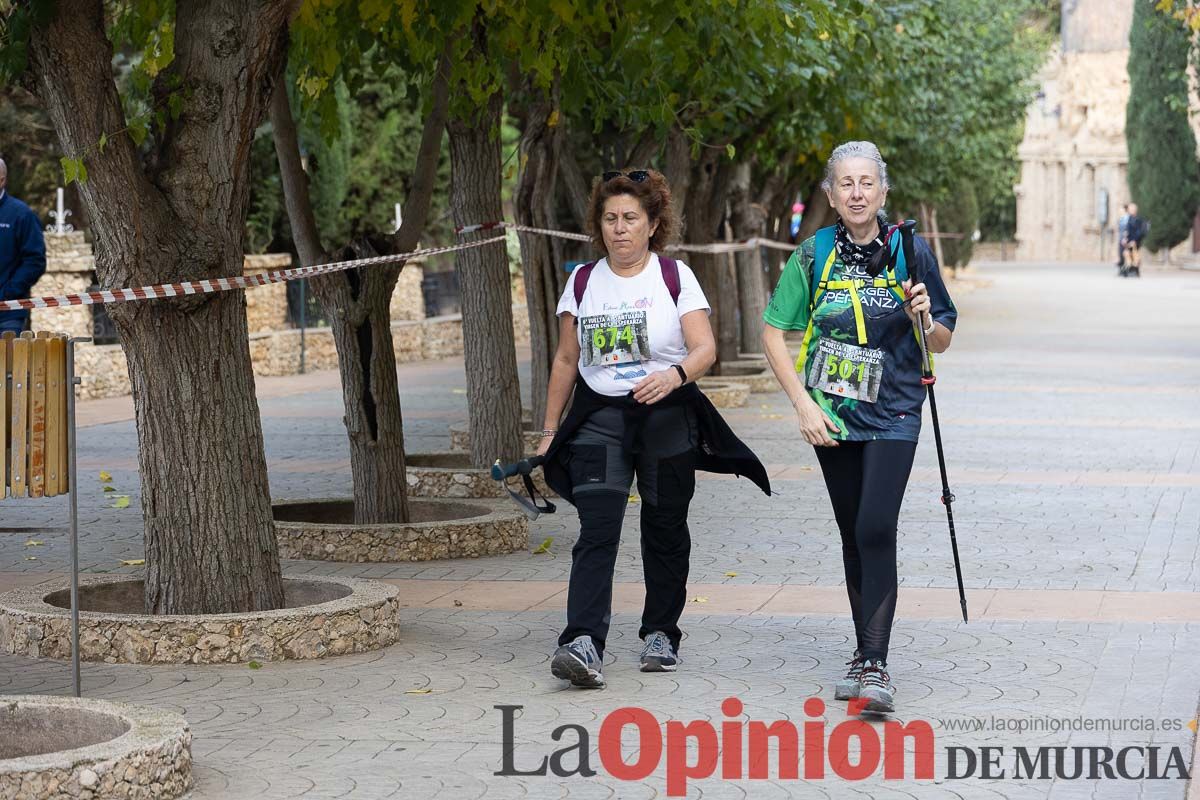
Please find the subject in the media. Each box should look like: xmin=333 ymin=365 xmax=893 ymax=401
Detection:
xmin=2 ymin=261 xmax=1199 ymax=798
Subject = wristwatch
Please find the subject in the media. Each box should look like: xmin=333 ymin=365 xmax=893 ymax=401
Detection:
xmin=671 ymin=364 xmax=688 ymax=385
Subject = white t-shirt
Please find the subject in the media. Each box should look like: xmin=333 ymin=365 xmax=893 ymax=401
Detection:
xmin=555 ymin=254 xmax=710 ymax=396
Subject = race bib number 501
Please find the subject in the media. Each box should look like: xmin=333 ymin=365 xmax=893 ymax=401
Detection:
xmin=580 ymin=311 xmax=650 ymax=367
xmin=805 ymin=337 xmax=884 ymax=403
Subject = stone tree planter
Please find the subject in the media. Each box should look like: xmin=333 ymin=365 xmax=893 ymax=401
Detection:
xmin=273 ymin=497 xmax=529 ymax=563
xmin=406 ymin=452 xmax=554 ymax=499
xmin=713 ymin=361 xmax=780 ymax=393
xmin=0 ymin=575 xmax=398 ymax=665
xmin=697 ymin=379 xmax=751 ymax=408
xmin=449 ymin=420 xmax=543 ymax=454
xmin=0 ymin=695 xmax=191 ymax=800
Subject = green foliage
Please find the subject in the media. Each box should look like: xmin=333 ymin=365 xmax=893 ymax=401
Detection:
xmin=882 ymin=0 xmax=1049 ymax=219
xmin=939 ymin=181 xmax=979 ymax=267
xmin=245 ymin=130 xmax=284 ymax=254
xmin=1127 ymin=0 xmax=1200 ymax=252
xmin=0 ymin=85 xmax=61 ymax=216
xmin=2 ymin=1 xmax=184 ymax=185
xmin=245 ymin=63 xmax=454 ymax=256
xmin=0 ymin=2 xmax=54 ymax=85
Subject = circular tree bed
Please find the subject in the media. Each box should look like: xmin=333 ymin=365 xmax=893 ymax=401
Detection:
xmin=713 ymin=361 xmax=780 ymax=393
xmin=449 ymin=421 xmax=543 ymax=454
xmin=697 ymin=379 xmax=751 ymax=408
xmin=0 ymin=695 xmax=191 ymax=800
xmin=406 ymin=452 xmax=555 ymax=499
xmin=273 ymin=497 xmax=529 ymax=562
xmin=0 ymin=575 xmax=398 ymax=665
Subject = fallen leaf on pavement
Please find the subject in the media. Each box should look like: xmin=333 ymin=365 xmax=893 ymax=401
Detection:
xmin=532 ymin=537 xmax=554 ymax=555
xmin=24 ymin=540 xmax=42 ymax=547
xmin=691 ymin=596 xmax=709 ymax=603
xmin=725 ymin=572 xmax=738 ymax=578
xmin=110 ymin=496 xmax=131 ymax=509
xmin=99 ymin=471 xmax=112 ymax=483
xmin=120 ymin=559 xmax=145 ymax=566
xmin=405 ymin=689 xmax=433 ymax=695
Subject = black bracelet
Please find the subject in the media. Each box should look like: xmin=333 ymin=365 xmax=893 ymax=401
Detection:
xmin=671 ymin=364 xmax=688 ymax=385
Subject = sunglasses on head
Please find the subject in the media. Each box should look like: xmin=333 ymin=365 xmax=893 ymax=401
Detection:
xmin=602 ymin=170 xmax=650 ymax=183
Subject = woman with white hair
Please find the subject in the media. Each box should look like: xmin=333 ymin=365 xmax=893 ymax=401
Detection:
xmin=761 ymin=141 xmax=958 ymax=713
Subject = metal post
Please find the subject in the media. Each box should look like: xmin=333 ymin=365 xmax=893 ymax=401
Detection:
xmin=299 ymin=279 xmax=307 ymax=375
xmin=67 ymin=337 xmax=89 ymax=698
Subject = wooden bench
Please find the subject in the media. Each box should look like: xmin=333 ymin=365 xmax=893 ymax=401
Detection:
xmin=2 ymin=331 xmax=71 ymax=499
xmin=2 ymin=329 xmax=87 ymax=697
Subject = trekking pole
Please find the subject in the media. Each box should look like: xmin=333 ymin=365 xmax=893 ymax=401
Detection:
xmin=492 ymin=455 xmax=556 ymax=519
xmin=900 ymin=222 xmax=968 ymax=623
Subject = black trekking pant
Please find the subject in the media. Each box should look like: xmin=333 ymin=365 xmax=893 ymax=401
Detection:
xmin=815 ymin=439 xmax=917 ymax=664
xmin=558 ymin=405 xmax=698 ymax=658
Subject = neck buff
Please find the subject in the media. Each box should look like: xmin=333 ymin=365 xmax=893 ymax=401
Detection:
xmin=833 ymin=214 xmax=887 ymax=268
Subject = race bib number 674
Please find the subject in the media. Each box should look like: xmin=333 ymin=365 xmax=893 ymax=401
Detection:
xmin=580 ymin=311 xmax=650 ymax=367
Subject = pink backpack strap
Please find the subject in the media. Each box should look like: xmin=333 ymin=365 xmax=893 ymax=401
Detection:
xmin=659 ymin=257 xmax=681 ymax=305
xmin=572 ymin=261 xmax=598 ymax=307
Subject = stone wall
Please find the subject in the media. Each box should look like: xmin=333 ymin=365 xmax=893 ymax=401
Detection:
xmin=243 ymin=253 xmax=292 ymax=334
xmin=73 ymin=305 xmax=530 ymax=399
xmin=31 ymin=232 xmax=93 ymax=338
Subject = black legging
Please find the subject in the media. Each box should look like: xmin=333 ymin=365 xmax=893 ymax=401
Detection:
xmin=815 ymin=440 xmax=917 ymax=664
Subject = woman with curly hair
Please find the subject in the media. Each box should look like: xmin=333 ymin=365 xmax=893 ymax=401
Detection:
xmin=537 ymin=168 xmax=769 ymax=689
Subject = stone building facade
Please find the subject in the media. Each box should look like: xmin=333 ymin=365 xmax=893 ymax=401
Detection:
xmin=1015 ymin=0 xmax=1134 ymax=262
xmin=1015 ymin=0 xmax=1200 ymax=263
xmin=28 ymin=232 xmax=529 ymax=399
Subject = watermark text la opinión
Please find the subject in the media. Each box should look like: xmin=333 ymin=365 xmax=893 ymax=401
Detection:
xmin=495 ymin=699 xmax=1190 ymax=796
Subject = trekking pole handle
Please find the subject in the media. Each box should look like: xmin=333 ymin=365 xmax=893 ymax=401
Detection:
xmin=491 ymin=455 xmax=546 ymax=481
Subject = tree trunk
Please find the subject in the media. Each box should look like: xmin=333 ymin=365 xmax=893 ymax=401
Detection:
xmin=309 ymin=253 xmax=411 ymax=524
xmin=28 ymin=0 xmax=289 ymax=614
xmin=558 ymin=145 xmax=594 ymax=231
xmin=730 ymin=163 xmax=768 ymax=355
xmin=512 ymin=84 xmax=565 ymax=431
xmin=683 ymin=147 xmax=738 ymax=364
xmin=927 ymin=204 xmax=948 ymax=274
xmin=271 ymin=52 xmax=450 ymax=525
xmin=663 ymin=126 xmax=694 ymax=219
xmin=798 ymin=183 xmax=835 ymax=243
xmin=448 ymin=91 xmax=524 ymax=467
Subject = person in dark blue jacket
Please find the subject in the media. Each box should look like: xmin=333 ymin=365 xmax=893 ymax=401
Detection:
xmin=0 ymin=158 xmax=47 ymax=334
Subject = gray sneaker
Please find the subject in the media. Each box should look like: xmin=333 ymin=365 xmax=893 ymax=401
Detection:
xmin=551 ymin=635 xmax=605 ymax=689
xmin=834 ymin=651 xmax=864 ymax=700
xmin=858 ymin=658 xmax=895 ymax=713
xmin=640 ymin=631 xmax=678 ymax=672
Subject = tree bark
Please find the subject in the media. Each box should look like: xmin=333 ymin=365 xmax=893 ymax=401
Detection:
xmin=271 ymin=51 xmax=450 ymax=525
xmin=730 ymin=162 xmax=768 ymax=356
xmin=926 ymin=203 xmax=948 ymax=274
xmin=28 ymin=0 xmax=289 ymax=614
xmin=682 ymin=147 xmax=739 ymax=364
xmin=512 ymin=83 xmax=566 ymax=432
xmin=557 ymin=145 xmax=593 ymax=232
xmin=798 ymin=183 xmax=836 ymax=243
xmin=662 ymin=126 xmax=693 ymax=220
xmin=448 ymin=90 xmax=523 ymax=467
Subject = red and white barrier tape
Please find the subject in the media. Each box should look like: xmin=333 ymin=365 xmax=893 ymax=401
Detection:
xmin=0 ymin=236 xmax=506 ymax=312
xmin=456 ymin=220 xmax=798 ymax=255
xmin=8 ymin=218 xmax=798 ymax=314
